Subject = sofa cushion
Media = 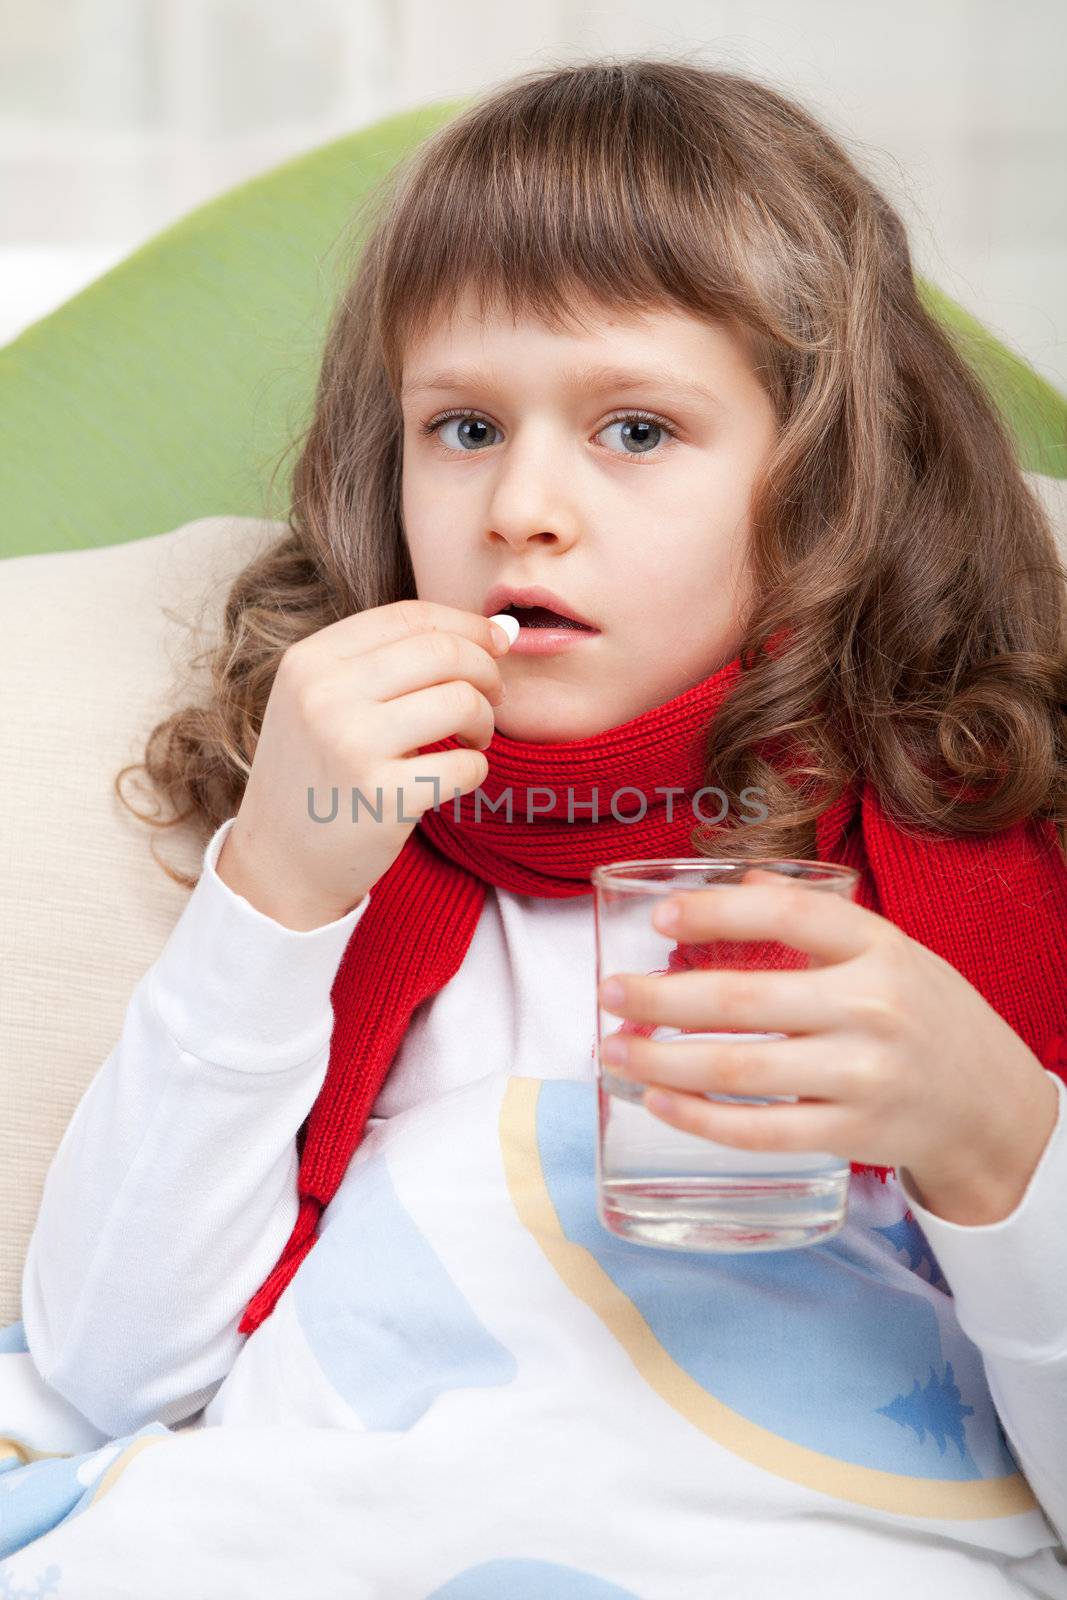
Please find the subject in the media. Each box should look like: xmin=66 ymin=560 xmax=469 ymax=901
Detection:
xmin=0 ymin=515 xmax=283 ymax=1323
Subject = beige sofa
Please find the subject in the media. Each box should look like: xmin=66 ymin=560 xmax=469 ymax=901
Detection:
xmin=0 ymin=514 xmax=283 ymax=1325
xmin=2 ymin=488 xmax=1067 ymax=1328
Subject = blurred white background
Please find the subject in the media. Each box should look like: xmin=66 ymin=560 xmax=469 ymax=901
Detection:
xmin=2 ymin=0 xmax=1064 ymax=390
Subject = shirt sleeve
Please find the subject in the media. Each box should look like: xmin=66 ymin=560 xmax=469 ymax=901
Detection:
xmin=898 ymin=1071 xmax=1067 ymax=1546
xmin=20 ymin=816 xmax=370 ymax=1438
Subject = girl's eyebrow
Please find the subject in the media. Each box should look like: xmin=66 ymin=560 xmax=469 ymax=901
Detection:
xmin=401 ymin=361 xmax=726 ymax=412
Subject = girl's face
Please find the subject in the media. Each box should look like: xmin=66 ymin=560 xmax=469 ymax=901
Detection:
xmin=400 ymin=285 xmax=779 ymax=742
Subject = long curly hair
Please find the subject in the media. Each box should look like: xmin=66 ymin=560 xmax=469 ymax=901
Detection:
xmin=118 ymin=54 xmax=1067 ymax=888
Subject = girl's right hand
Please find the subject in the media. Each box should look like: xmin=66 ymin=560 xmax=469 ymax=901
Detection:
xmin=214 ymin=600 xmax=511 ymax=930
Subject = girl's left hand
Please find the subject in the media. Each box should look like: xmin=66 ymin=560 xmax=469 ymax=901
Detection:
xmin=597 ymin=873 xmax=1059 ymax=1220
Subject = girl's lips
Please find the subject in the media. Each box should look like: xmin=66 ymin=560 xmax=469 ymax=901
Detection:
xmin=507 ymin=622 xmax=601 ymax=656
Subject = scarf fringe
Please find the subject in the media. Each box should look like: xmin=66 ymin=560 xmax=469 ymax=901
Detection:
xmin=236 ymin=1193 xmax=321 ymax=1336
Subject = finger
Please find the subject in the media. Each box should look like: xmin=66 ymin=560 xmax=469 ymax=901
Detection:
xmin=639 ymin=1086 xmax=846 ymax=1154
xmin=598 ymin=965 xmax=836 ymax=1034
xmin=373 ymin=679 xmax=497 ymax=755
xmin=605 ymin=1031 xmax=847 ymax=1102
xmin=299 ymin=599 xmax=512 ymax=668
xmin=382 ymin=747 xmax=492 ymax=815
xmin=651 ymin=877 xmax=869 ymax=965
xmin=361 ymin=628 xmax=507 ymax=708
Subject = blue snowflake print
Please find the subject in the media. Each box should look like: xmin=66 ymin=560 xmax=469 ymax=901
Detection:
xmin=0 ymin=1561 xmax=63 ymax=1599
xmin=871 ymin=1215 xmax=951 ymax=1294
xmin=875 ymin=1361 xmax=975 ymax=1458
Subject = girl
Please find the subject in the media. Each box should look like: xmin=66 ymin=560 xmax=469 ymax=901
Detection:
xmin=14 ymin=55 xmax=1067 ymax=1596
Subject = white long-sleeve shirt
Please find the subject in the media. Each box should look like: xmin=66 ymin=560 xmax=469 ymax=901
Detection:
xmin=19 ymin=816 xmax=1067 ymax=1592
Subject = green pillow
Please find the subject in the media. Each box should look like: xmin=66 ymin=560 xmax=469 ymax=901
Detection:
xmin=0 ymin=100 xmax=466 ymax=560
xmin=1 ymin=98 xmax=1063 ymax=560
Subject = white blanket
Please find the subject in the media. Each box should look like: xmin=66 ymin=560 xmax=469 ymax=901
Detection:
xmin=3 ymin=1070 xmax=1066 ymax=1599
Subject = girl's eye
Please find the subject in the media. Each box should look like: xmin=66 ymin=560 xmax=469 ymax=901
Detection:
xmin=598 ymin=412 xmax=678 ymax=458
xmin=422 ymin=412 xmax=501 ymax=452
xmin=419 ymin=409 xmax=678 ymax=461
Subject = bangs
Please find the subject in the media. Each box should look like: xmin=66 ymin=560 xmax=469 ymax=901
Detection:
xmin=371 ymin=63 xmax=765 ymax=391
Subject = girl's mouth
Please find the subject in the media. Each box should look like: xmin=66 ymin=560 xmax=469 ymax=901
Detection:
xmin=503 ymin=604 xmax=602 ymax=656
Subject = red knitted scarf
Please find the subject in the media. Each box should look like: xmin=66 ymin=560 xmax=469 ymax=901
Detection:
xmin=238 ymin=650 xmax=1067 ymax=1335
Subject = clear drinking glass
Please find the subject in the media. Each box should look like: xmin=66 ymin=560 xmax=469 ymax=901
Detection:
xmin=592 ymin=858 xmax=860 ymax=1252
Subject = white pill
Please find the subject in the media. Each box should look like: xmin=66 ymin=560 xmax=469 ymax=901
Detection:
xmin=488 ymin=611 xmax=520 ymax=647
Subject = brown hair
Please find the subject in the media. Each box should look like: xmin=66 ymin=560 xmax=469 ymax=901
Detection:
xmin=118 ymin=54 xmax=1067 ymax=886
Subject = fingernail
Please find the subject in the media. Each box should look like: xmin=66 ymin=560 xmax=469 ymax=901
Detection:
xmin=600 ymin=978 xmax=625 ymax=1007
xmin=653 ymin=900 xmax=680 ymax=931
